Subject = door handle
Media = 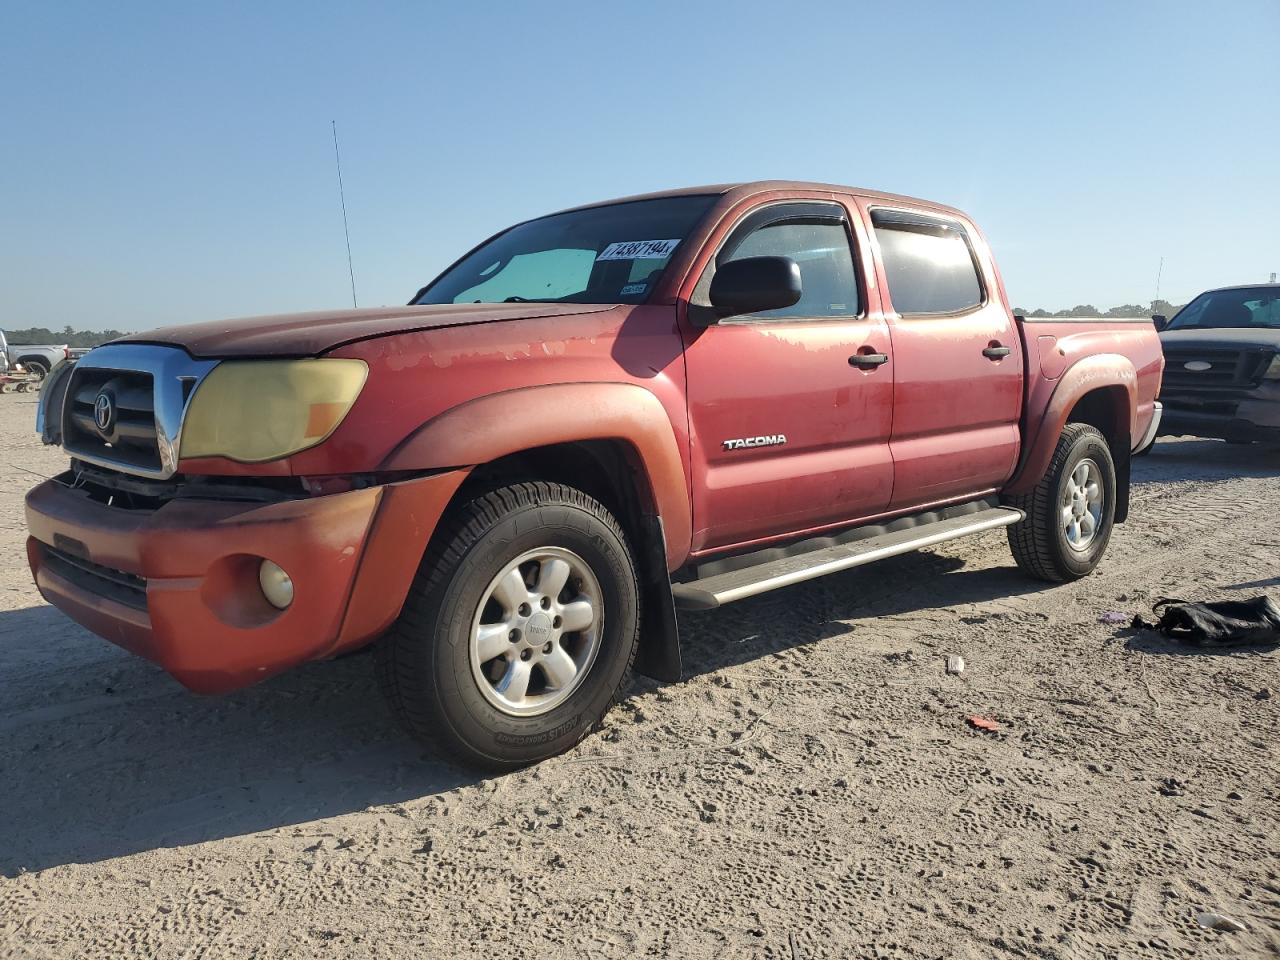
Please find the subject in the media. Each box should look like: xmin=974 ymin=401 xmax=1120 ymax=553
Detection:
xmin=982 ymin=344 xmax=1012 ymax=359
xmin=849 ymin=352 xmax=889 ymax=369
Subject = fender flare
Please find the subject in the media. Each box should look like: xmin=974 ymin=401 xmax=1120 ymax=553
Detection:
xmin=1005 ymin=353 xmax=1137 ymax=497
xmin=379 ymin=381 xmax=692 ymax=570
xmin=379 ymin=382 xmax=689 ymax=683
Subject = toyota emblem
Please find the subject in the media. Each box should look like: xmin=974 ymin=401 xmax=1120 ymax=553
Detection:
xmin=93 ymin=392 xmax=116 ymax=433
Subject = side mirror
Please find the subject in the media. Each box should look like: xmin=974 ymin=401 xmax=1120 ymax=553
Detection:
xmin=1151 ymin=314 xmax=1168 ymax=331
xmin=709 ymin=256 xmax=802 ymax=319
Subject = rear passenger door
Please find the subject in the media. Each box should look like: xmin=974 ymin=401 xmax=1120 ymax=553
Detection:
xmin=863 ymin=206 xmax=1023 ymax=511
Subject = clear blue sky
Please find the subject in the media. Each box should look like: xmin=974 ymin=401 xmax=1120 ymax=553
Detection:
xmin=4 ymin=0 xmax=1277 ymax=331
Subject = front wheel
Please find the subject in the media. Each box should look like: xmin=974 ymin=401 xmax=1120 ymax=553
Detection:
xmin=375 ymin=481 xmax=640 ymax=768
xmin=1006 ymin=423 xmax=1116 ymax=582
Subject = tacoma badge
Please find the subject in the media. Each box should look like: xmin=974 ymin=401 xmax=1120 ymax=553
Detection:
xmin=722 ymin=434 xmax=787 ymax=451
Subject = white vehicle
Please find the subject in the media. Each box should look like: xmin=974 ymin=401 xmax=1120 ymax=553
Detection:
xmin=0 ymin=331 xmax=69 ymax=382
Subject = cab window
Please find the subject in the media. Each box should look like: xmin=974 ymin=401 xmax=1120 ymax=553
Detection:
xmin=704 ymin=202 xmax=862 ymax=321
xmin=872 ymin=210 xmax=984 ymax=316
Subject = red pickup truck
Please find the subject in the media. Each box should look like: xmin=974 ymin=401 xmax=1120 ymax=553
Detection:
xmin=25 ymin=181 xmax=1164 ymax=767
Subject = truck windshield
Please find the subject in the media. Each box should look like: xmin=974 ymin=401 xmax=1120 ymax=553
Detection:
xmin=1167 ymin=287 xmax=1280 ymax=331
xmin=415 ymin=195 xmax=717 ymax=306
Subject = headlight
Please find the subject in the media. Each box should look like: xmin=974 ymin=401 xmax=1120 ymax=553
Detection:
xmin=180 ymin=359 xmax=368 ymax=462
xmin=1265 ymin=356 xmax=1280 ymax=380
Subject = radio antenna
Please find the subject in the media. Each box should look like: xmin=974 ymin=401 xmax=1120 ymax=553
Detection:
xmin=1154 ymin=256 xmax=1164 ymax=305
xmin=331 ymin=120 xmax=358 ymax=308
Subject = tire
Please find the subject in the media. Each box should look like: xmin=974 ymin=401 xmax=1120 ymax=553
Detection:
xmin=1006 ymin=423 xmax=1117 ymax=582
xmin=20 ymin=359 xmax=49 ymax=381
xmin=375 ymin=481 xmax=640 ymax=769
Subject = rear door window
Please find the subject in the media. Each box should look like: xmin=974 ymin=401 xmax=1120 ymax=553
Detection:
xmin=871 ymin=210 xmax=984 ymax=316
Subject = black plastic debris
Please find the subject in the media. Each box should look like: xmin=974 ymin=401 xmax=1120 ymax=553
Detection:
xmin=1132 ymin=596 xmax=1280 ymax=646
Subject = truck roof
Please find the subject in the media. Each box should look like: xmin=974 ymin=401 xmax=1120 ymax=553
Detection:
xmin=1200 ymin=282 xmax=1280 ymax=294
xmin=555 ymin=180 xmax=969 ymax=220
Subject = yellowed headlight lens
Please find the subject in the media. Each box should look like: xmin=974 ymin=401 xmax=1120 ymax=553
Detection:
xmin=180 ymin=359 xmax=368 ymax=462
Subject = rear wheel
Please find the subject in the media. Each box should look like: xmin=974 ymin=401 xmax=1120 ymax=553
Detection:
xmin=21 ymin=359 xmax=49 ymax=382
xmin=1006 ymin=423 xmax=1117 ymax=582
xmin=375 ymin=481 xmax=640 ymax=769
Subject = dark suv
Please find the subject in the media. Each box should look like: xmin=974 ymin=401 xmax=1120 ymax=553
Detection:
xmin=1155 ymin=284 xmax=1280 ymax=443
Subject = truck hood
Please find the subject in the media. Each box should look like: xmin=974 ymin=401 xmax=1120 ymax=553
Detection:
xmin=115 ymin=303 xmax=614 ymax=359
xmin=1160 ymin=327 xmax=1280 ymax=351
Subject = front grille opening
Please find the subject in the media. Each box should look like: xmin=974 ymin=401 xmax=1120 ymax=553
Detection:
xmin=1161 ymin=348 xmax=1274 ymax=391
xmin=63 ymin=367 xmax=161 ymax=473
xmin=39 ymin=542 xmax=148 ymax=611
xmin=67 ymin=462 xmax=309 ymax=510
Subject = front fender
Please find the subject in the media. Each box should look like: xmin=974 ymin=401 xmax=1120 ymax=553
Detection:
xmin=380 ymin=382 xmax=692 ymax=569
xmin=1005 ymin=353 xmax=1137 ymax=496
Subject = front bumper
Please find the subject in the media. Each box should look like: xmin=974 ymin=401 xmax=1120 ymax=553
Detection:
xmin=1157 ymin=394 xmax=1280 ymax=443
xmin=1157 ymin=410 xmax=1280 ymax=442
xmin=25 ymin=470 xmax=466 ymax=693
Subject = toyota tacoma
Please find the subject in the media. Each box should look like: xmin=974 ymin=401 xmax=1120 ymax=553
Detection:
xmin=25 ymin=181 xmax=1164 ymax=767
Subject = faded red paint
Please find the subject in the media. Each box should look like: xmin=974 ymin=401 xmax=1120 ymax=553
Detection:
xmin=850 ymin=196 xmax=1025 ymax=513
xmin=24 ymin=180 xmax=1163 ymax=693
xmin=26 ymin=471 xmax=465 ymax=693
xmin=1007 ymin=330 xmax=1164 ymax=495
xmin=380 ymin=380 xmax=692 ymax=568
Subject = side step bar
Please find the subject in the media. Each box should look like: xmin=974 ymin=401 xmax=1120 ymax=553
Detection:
xmin=670 ymin=507 xmax=1024 ymax=610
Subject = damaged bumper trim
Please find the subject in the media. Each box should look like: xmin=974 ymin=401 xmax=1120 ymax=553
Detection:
xmin=24 ymin=467 xmax=469 ymax=693
xmin=1134 ymin=401 xmax=1162 ymax=453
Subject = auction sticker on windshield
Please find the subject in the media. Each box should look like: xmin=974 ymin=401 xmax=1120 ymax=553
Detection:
xmin=596 ymin=239 xmax=680 ymax=261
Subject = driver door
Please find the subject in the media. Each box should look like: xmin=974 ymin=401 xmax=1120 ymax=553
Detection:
xmin=679 ymin=199 xmax=894 ymax=553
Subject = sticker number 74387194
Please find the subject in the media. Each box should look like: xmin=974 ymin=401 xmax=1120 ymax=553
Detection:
xmin=596 ymin=239 xmax=681 ymax=261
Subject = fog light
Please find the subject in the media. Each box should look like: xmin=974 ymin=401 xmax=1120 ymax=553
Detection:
xmin=258 ymin=559 xmax=294 ymax=609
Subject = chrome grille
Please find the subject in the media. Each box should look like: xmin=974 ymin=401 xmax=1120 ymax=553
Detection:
xmin=49 ymin=345 xmax=218 ymax=480
xmin=64 ymin=367 xmax=161 ymax=473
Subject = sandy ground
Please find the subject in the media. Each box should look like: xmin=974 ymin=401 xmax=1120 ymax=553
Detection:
xmin=0 ymin=391 xmax=1277 ymax=959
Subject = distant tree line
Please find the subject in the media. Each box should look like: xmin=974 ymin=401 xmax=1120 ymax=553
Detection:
xmin=2 ymin=325 xmax=130 ymax=348
xmin=1011 ymin=300 xmax=1184 ymax=319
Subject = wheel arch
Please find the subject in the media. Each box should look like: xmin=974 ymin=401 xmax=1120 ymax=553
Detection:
xmin=380 ymin=382 xmax=691 ymax=564
xmin=379 ymin=382 xmax=690 ymax=682
xmin=459 ymin=440 xmax=657 ymax=531
xmin=1065 ymin=384 xmax=1132 ymax=523
xmin=1006 ymin=354 xmax=1137 ymax=521
xmin=16 ymin=354 xmax=52 ymax=371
